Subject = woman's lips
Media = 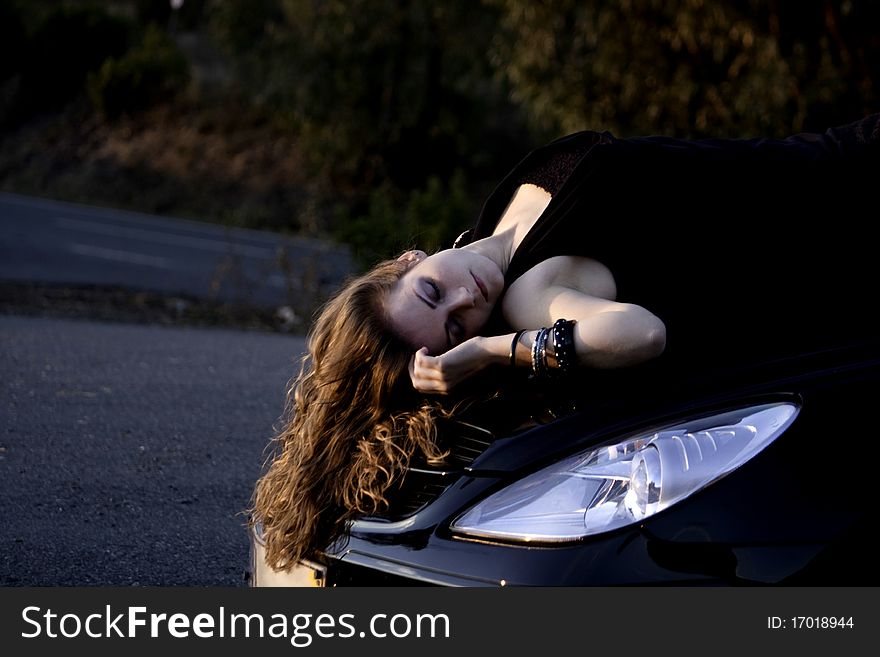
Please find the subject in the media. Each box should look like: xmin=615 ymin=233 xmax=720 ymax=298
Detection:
xmin=471 ymin=272 xmax=488 ymax=302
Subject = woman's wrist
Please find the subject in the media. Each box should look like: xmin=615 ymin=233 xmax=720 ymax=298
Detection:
xmin=479 ymin=334 xmax=518 ymax=367
xmin=509 ymin=324 xmax=577 ymax=373
xmin=480 ymin=331 xmax=548 ymax=369
xmin=505 ymin=330 xmax=539 ymax=368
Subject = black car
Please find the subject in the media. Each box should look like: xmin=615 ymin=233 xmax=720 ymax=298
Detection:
xmin=251 ymin=334 xmax=880 ymax=586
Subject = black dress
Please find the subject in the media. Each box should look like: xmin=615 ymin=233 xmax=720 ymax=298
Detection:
xmin=462 ymin=114 xmax=880 ymax=370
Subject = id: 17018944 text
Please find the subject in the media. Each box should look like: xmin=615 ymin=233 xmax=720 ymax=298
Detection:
xmin=767 ymin=617 xmax=854 ymax=630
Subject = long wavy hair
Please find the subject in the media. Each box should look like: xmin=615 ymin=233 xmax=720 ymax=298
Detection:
xmin=251 ymin=258 xmax=451 ymax=570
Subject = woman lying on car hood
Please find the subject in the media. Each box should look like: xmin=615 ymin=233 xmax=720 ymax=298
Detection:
xmin=252 ymin=113 xmax=880 ymax=572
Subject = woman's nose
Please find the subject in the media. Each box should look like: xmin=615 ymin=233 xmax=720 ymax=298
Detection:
xmin=450 ymin=286 xmax=476 ymax=309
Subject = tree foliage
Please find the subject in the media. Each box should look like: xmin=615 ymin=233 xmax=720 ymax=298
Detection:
xmin=206 ymin=0 xmax=878 ymax=262
xmin=0 ymin=1 xmax=132 ymax=125
xmin=4 ymin=0 xmax=878 ymax=263
xmin=88 ymin=24 xmax=190 ymax=119
xmin=207 ymin=0 xmax=530 ymax=262
xmin=488 ymin=0 xmax=878 ymax=138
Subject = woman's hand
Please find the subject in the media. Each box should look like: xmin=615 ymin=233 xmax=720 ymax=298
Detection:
xmin=408 ymin=336 xmax=498 ymax=394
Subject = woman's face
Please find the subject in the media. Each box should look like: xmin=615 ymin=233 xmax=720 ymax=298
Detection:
xmin=384 ymin=249 xmax=504 ymax=354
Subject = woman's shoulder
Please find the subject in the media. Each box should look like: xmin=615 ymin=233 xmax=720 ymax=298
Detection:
xmin=504 ymin=255 xmax=618 ymax=303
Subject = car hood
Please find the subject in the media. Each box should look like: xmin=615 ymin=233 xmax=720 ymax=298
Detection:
xmin=450 ymin=336 xmax=880 ymax=475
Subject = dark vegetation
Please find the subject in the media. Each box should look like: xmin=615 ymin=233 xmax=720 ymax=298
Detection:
xmin=2 ymin=0 xmax=878 ymax=268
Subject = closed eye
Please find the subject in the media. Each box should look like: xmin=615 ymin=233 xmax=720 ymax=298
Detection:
xmin=415 ymin=279 xmax=439 ymax=310
xmin=425 ymin=279 xmax=441 ymax=301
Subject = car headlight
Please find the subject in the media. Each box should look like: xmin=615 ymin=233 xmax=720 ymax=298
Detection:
xmin=450 ymin=402 xmax=798 ymax=544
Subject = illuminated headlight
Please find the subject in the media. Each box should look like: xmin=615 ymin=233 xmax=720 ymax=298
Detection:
xmin=450 ymin=402 xmax=798 ymax=543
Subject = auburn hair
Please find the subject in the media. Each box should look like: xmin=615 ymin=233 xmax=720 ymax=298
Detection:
xmin=251 ymin=258 xmax=450 ymax=570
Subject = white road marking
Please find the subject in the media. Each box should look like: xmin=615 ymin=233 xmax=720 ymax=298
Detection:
xmin=67 ymin=243 xmax=173 ymax=269
xmin=55 ymin=217 xmax=275 ymax=259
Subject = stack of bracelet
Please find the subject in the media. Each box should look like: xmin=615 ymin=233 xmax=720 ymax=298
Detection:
xmin=529 ymin=319 xmax=577 ymax=378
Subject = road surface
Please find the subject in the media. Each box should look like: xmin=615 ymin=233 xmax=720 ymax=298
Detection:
xmin=0 ymin=192 xmax=354 ymax=309
xmin=0 ymin=314 xmax=305 ymax=586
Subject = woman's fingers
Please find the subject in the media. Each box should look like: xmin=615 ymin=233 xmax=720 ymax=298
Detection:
xmin=414 ymin=348 xmax=442 ymax=378
xmin=410 ymin=347 xmax=450 ymax=393
xmin=411 ymin=338 xmax=487 ymax=393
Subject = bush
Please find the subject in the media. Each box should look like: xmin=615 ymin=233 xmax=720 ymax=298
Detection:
xmin=207 ymin=0 xmax=527 ymax=259
xmin=2 ymin=2 xmax=131 ymax=123
xmin=336 ymin=169 xmax=477 ymax=267
xmin=88 ymin=25 xmax=190 ymax=119
xmin=0 ymin=0 xmax=26 ymax=82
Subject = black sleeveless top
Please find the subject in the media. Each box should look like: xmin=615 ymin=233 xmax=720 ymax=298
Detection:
xmin=459 ymin=114 xmax=880 ymax=368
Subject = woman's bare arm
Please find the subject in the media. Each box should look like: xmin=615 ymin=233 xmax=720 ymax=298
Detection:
xmin=504 ymin=293 xmax=666 ymax=369
xmin=501 ymin=255 xmax=666 ymax=369
xmin=408 ymin=255 xmax=665 ymax=393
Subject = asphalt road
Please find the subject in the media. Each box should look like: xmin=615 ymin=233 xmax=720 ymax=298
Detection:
xmin=0 ymin=192 xmax=354 ymax=309
xmin=0 ymin=314 xmax=305 ymax=586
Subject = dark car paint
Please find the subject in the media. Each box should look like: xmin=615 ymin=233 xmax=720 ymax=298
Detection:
xmin=323 ymin=338 xmax=880 ymax=586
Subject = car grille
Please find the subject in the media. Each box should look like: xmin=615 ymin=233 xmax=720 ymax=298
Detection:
xmin=385 ymin=420 xmax=496 ymax=518
xmin=444 ymin=420 xmax=497 ymax=466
